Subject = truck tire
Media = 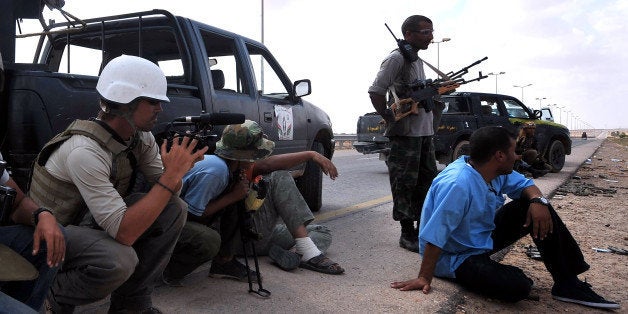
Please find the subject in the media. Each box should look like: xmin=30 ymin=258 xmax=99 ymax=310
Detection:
xmin=547 ymin=140 xmax=565 ymax=172
xmin=452 ymin=140 xmax=470 ymax=162
xmin=296 ymin=141 xmax=324 ymax=212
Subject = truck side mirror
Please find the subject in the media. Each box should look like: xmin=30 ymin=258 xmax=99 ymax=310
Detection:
xmin=532 ymin=110 xmax=542 ymax=119
xmin=293 ymin=79 xmax=311 ymax=98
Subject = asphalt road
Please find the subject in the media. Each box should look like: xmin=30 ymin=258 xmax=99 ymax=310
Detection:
xmin=77 ymin=136 xmax=603 ymax=313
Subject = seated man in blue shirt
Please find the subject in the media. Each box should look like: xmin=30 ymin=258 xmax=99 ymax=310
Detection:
xmin=390 ymin=126 xmax=620 ymax=310
xmin=163 ymin=120 xmax=343 ymax=285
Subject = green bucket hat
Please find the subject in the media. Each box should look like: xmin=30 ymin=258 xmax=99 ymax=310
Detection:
xmin=215 ymin=120 xmax=275 ymax=162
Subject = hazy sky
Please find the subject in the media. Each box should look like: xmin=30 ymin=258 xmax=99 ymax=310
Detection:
xmin=16 ymin=0 xmax=628 ymax=133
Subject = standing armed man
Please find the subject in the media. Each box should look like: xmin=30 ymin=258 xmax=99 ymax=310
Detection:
xmin=28 ymin=55 xmax=207 ymax=313
xmin=368 ymin=15 xmax=443 ymax=252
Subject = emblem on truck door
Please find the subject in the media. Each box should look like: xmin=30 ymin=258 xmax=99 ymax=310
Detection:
xmin=274 ymin=105 xmax=294 ymax=140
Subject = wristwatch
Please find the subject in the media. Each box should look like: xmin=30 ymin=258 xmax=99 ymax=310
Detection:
xmin=529 ymin=197 xmax=550 ymax=206
xmin=32 ymin=207 xmax=54 ymax=226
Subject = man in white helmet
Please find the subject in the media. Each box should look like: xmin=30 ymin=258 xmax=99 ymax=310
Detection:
xmin=28 ymin=55 xmax=207 ymax=313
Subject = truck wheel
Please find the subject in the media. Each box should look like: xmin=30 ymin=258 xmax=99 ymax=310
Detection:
xmin=296 ymin=141 xmax=324 ymax=212
xmin=452 ymin=140 xmax=470 ymax=162
xmin=547 ymin=140 xmax=565 ymax=172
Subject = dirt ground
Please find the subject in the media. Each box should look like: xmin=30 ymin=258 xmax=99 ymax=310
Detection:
xmin=455 ymin=137 xmax=628 ymax=313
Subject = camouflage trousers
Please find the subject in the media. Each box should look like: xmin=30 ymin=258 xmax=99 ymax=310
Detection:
xmin=230 ymin=170 xmax=332 ymax=255
xmin=387 ymin=136 xmax=438 ymax=222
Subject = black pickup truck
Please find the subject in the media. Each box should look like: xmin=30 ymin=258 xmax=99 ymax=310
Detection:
xmin=354 ymin=92 xmax=572 ymax=172
xmin=0 ymin=2 xmax=333 ymax=211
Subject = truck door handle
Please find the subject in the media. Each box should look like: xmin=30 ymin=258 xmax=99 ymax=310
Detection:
xmin=264 ymin=112 xmax=273 ymax=123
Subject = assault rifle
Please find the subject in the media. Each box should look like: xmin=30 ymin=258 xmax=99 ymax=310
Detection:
xmin=406 ymin=56 xmax=489 ymax=105
xmin=387 ymin=57 xmax=489 ymax=121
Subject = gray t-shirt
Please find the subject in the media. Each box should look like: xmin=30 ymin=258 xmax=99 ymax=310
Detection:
xmin=368 ymin=50 xmax=434 ymax=137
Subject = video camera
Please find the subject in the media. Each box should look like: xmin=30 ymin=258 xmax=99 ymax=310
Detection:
xmin=162 ymin=113 xmax=245 ymax=153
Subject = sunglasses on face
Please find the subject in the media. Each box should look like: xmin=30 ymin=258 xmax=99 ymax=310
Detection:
xmin=410 ymin=29 xmax=434 ymax=35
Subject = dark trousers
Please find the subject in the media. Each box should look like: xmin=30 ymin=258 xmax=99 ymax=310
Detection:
xmin=216 ymin=171 xmax=323 ymax=258
xmin=387 ymin=136 xmax=437 ymax=222
xmin=50 ymin=193 xmax=186 ymax=312
xmin=164 ymin=220 xmax=221 ymax=280
xmin=454 ymin=200 xmax=589 ymax=302
xmin=0 ymin=225 xmax=62 ymax=311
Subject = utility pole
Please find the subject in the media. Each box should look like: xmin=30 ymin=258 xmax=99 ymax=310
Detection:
xmin=535 ymin=97 xmax=547 ymax=110
xmin=260 ymin=0 xmax=265 ymax=91
xmin=431 ymin=38 xmax=451 ymax=69
xmin=513 ymin=83 xmax=532 ymax=104
xmin=487 ymin=72 xmax=505 ymax=93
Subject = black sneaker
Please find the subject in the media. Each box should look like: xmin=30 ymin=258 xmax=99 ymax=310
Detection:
xmin=551 ymin=278 xmax=620 ymax=309
xmin=399 ymin=233 xmax=419 ymax=252
xmin=268 ymin=244 xmax=300 ymax=271
xmin=209 ymin=259 xmax=259 ymax=282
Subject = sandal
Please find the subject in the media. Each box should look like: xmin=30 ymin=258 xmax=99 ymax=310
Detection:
xmin=299 ymin=254 xmax=345 ymax=275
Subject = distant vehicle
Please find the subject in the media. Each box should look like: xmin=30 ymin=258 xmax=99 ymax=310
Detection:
xmin=354 ymin=92 xmax=572 ymax=172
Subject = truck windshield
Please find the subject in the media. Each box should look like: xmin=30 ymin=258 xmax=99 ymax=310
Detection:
xmin=503 ymin=99 xmax=531 ymax=119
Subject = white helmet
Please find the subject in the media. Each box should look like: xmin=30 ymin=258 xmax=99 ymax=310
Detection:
xmin=96 ymin=55 xmax=169 ymax=105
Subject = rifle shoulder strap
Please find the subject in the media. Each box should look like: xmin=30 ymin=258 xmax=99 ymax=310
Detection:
xmin=388 ymin=87 xmax=400 ymax=105
xmin=421 ymin=58 xmax=451 ymax=81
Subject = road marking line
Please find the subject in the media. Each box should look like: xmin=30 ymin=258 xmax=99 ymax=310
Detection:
xmin=357 ymin=156 xmax=380 ymax=160
xmin=314 ymin=195 xmax=393 ymax=222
